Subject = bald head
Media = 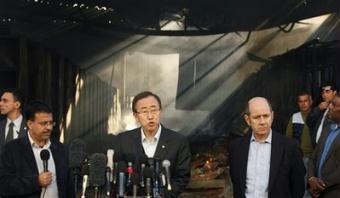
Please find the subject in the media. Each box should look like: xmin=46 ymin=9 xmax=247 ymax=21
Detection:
xmin=245 ymin=97 xmax=272 ymax=116
xmin=244 ymin=97 xmax=274 ymax=141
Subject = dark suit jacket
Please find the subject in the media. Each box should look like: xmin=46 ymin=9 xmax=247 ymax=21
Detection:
xmin=229 ymin=130 xmax=305 ymax=198
xmin=0 ymin=117 xmax=27 ymax=152
xmin=308 ymin=123 xmax=340 ymax=198
xmin=115 ymin=126 xmax=191 ymax=197
xmin=0 ymin=135 xmax=74 ymax=198
xmin=306 ymin=107 xmax=328 ymax=144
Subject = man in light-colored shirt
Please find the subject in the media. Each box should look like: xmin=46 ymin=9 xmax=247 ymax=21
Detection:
xmin=0 ymin=101 xmax=74 ymax=198
xmin=115 ymin=91 xmax=191 ymax=197
xmin=0 ymin=88 xmax=27 ymax=150
xmin=229 ymin=97 xmax=305 ymax=198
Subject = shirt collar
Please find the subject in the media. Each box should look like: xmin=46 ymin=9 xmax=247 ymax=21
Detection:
xmin=141 ymin=124 xmax=162 ymax=142
xmin=251 ymin=129 xmax=272 ymax=144
xmin=7 ymin=114 xmax=23 ymax=128
xmin=28 ymin=131 xmax=51 ymax=149
xmin=330 ymin=122 xmax=340 ymax=131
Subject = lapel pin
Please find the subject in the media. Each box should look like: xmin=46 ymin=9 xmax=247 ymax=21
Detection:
xmin=162 ymin=145 xmax=166 ymax=149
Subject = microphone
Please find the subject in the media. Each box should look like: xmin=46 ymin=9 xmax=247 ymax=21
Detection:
xmin=153 ymin=158 xmax=161 ymax=198
xmin=131 ymin=173 xmax=139 ymax=198
xmin=89 ymin=153 xmax=107 ymax=197
xmin=106 ymin=149 xmax=114 ymax=196
xmin=139 ymin=156 xmax=147 ymax=188
xmin=117 ymin=161 xmax=127 ymax=198
xmin=40 ymin=149 xmax=50 ymax=172
xmin=69 ymin=139 xmax=86 ymax=169
xmin=81 ymin=161 xmax=89 ymax=198
xmin=144 ymin=167 xmax=153 ymax=198
xmin=162 ymin=160 xmax=172 ymax=191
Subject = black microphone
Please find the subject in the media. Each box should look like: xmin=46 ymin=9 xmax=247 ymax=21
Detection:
xmin=162 ymin=160 xmax=172 ymax=191
xmin=69 ymin=139 xmax=86 ymax=169
xmin=131 ymin=173 xmax=139 ymax=198
xmin=144 ymin=167 xmax=153 ymax=198
xmin=153 ymin=158 xmax=161 ymax=197
xmin=40 ymin=149 xmax=50 ymax=172
xmin=117 ymin=161 xmax=127 ymax=198
xmin=81 ymin=161 xmax=89 ymax=198
xmin=89 ymin=153 xmax=106 ymax=197
xmin=139 ymin=155 xmax=147 ymax=188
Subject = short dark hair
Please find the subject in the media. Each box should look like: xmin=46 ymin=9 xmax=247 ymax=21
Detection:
xmin=25 ymin=101 xmax=52 ymax=121
xmin=132 ymin=91 xmax=162 ymax=113
xmin=296 ymin=91 xmax=312 ymax=101
xmin=1 ymin=88 xmax=24 ymax=109
xmin=321 ymin=82 xmax=338 ymax=92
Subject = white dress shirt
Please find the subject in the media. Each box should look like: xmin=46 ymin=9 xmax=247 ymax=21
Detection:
xmin=141 ymin=125 xmax=162 ymax=158
xmin=245 ymin=131 xmax=272 ymax=198
xmin=316 ymin=108 xmax=329 ymax=143
xmin=28 ymin=132 xmax=59 ymax=198
xmin=5 ymin=114 xmax=23 ymax=139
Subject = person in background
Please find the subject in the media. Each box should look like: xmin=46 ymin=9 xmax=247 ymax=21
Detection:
xmin=0 ymin=101 xmax=74 ymax=198
xmin=0 ymin=88 xmax=27 ymax=151
xmin=307 ymin=82 xmax=338 ymax=144
xmin=229 ymin=97 xmax=305 ymax=198
xmin=286 ymin=91 xmax=314 ymax=197
xmin=307 ymin=93 xmax=340 ymax=198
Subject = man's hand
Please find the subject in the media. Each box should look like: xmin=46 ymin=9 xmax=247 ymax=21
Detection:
xmin=308 ymin=177 xmax=326 ymax=197
xmin=319 ymin=101 xmax=329 ymax=111
xmin=38 ymin=172 xmax=52 ymax=187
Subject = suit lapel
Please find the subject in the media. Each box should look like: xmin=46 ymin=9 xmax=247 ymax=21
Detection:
xmin=133 ymin=128 xmax=147 ymax=161
xmin=21 ymin=135 xmax=39 ymax=174
xmin=18 ymin=118 xmax=27 ymax=138
xmin=153 ymin=128 xmax=169 ymax=160
xmin=239 ymin=133 xmax=251 ymax=195
xmin=268 ymin=131 xmax=283 ymax=192
xmin=0 ymin=120 xmax=6 ymax=145
xmin=323 ymin=127 xmax=340 ymax=165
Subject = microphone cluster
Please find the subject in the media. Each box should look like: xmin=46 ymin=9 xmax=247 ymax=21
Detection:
xmin=72 ymin=150 xmax=172 ymax=197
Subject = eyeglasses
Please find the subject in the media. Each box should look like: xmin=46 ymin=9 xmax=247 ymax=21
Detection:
xmin=136 ymin=108 xmax=160 ymax=117
xmin=38 ymin=121 xmax=56 ymax=127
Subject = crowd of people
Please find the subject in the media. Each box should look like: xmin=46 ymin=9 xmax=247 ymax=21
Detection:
xmin=0 ymin=82 xmax=339 ymax=198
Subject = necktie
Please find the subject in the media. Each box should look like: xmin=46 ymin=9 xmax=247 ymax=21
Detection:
xmin=5 ymin=122 xmax=15 ymax=143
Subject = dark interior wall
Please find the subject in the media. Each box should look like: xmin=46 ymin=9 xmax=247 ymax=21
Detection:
xmin=0 ymin=36 xmax=79 ymax=141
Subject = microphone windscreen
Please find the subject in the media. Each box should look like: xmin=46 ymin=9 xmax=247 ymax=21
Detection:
xmin=162 ymin=160 xmax=171 ymax=167
xmin=143 ymin=167 xmax=153 ymax=179
xmin=69 ymin=139 xmax=86 ymax=168
xmin=89 ymin=153 xmax=107 ymax=187
xmin=131 ymin=173 xmax=140 ymax=185
xmin=40 ymin=149 xmax=50 ymax=161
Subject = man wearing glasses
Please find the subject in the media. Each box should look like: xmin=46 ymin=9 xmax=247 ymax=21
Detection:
xmin=0 ymin=101 xmax=74 ymax=198
xmin=115 ymin=91 xmax=191 ymax=197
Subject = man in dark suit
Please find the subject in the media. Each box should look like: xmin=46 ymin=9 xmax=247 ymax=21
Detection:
xmin=0 ymin=88 xmax=27 ymax=150
xmin=115 ymin=91 xmax=191 ymax=197
xmin=306 ymin=82 xmax=337 ymax=144
xmin=307 ymin=93 xmax=340 ymax=198
xmin=0 ymin=101 xmax=74 ymax=198
xmin=229 ymin=97 xmax=305 ymax=198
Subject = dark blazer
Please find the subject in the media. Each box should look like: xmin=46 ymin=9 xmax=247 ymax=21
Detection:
xmin=229 ymin=130 xmax=305 ymax=198
xmin=0 ymin=135 xmax=74 ymax=198
xmin=307 ymin=123 xmax=340 ymax=198
xmin=306 ymin=107 xmax=328 ymax=144
xmin=0 ymin=117 xmax=27 ymax=150
xmin=115 ymin=126 xmax=191 ymax=197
